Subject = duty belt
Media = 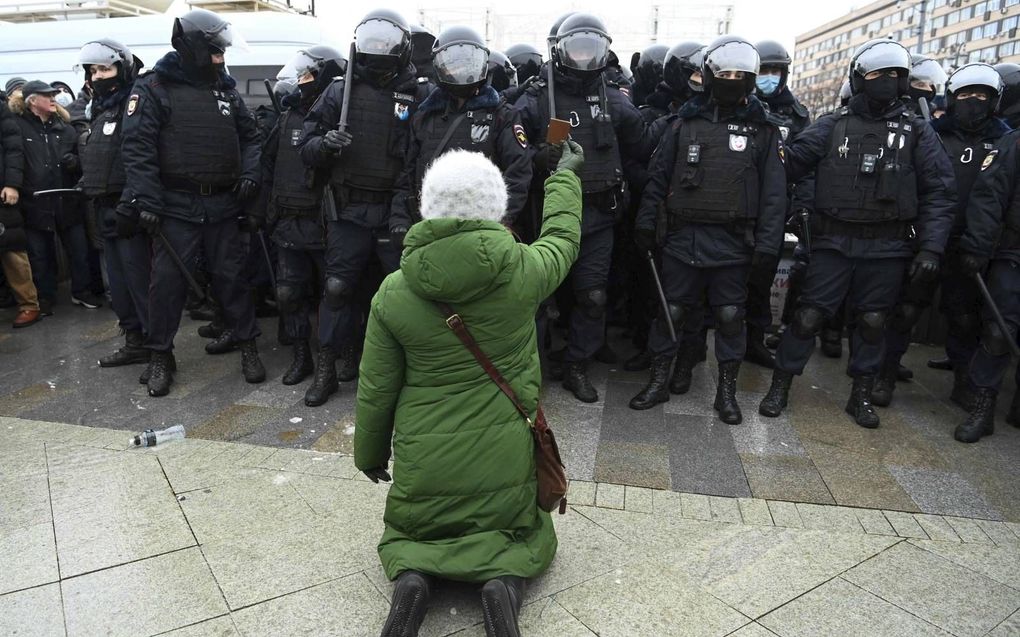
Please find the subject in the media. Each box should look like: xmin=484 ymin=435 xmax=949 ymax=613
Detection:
xmin=811 ymin=214 xmax=910 ymax=240
xmin=161 ymin=177 xmax=235 ymax=196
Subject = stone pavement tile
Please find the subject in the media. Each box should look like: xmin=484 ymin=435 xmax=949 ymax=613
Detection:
xmin=908 ymin=538 xmax=1020 ymax=590
xmin=652 ymin=488 xmax=683 ymax=518
xmin=0 ymin=434 xmax=47 ymax=480
xmin=625 ymin=486 xmax=655 ymax=513
xmin=740 ymin=454 xmax=833 ymax=504
xmin=844 ymin=541 xmax=1020 ymax=637
xmin=574 ymin=504 xmax=728 ymax=560
xmin=1007 ymin=522 xmax=1020 ymax=540
xmin=913 ymin=514 xmax=961 ymax=542
xmin=161 ymin=615 xmax=238 ymax=636
xmin=988 ymin=609 xmax=1020 ymax=637
xmin=976 ymin=519 xmax=1020 ymax=546
xmin=766 ymin=500 xmax=803 ymax=528
xmin=681 ymin=493 xmax=712 ymax=520
xmin=593 ymin=441 xmax=671 ymax=489
xmin=796 ymin=503 xmax=864 ymax=534
xmin=595 ymin=482 xmax=625 ymax=509
xmin=363 ymin=567 xmax=484 ymax=636
xmin=231 ymin=572 xmax=389 ymax=637
xmin=0 ymin=383 xmax=70 ymax=418
xmin=310 ymin=414 xmax=357 ymax=455
xmin=726 ymin=623 xmax=780 ymax=637
xmin=709 ymin=496 xmax=742 ymax=524
xmin=944 ymin=516 xmax=994 ymax=543
xmin=446 ymin=598 xmax=598 ymax=637
xmin=554 ymin=557 xmax=748 ymax=637
xmin=0 ymin=582 xmax=65 ymax=637
xmin=661 ymin=366 xmax=718 ymax=418
xmin=598 ymin=381 xmax=668 ymax=446
xmin=855 ymin=509 xmax=897 ymax=536
xmin=62 ymin=547 xmax=227 ymax=637
xmin=187 ymin=404 xmax=285 ymax=443
xmin=251 ymin=447 xmax=317 ymax=471
xmin=0 ymin=472 xmax=51 ymax=533
xmin=662 ymin=525 xmax=899 ymax=618
xmin=883 ymin=510 xmax=929 ymax=539
xmin=542 ymin=398 xmax=602 ymax=483
xmin=235 ymin=381 xmax=306 ymax=409
xmin=737 ymin=498 xmax=774 ymax=526
xmin=44 ymin=441 xmax=124 ymax=474
xmin=802 ymin=441 xmax=921 ymax=511
xmin=729 ymin=411 xmax=805 ymax=457
xmin=0 ymin=522 xmax=58 ymax=595
xmin=567 ymin=480 xmax=596 ymax=507
xmin=888 ymin=465 xmax=1002 ymax=520
xmin=759 ymin=576 xmax=952 ymax=637
xmin=668 ymin=414 xmax=751 ymax=498
xmin=278 ymin=449 xmax=352 ymax=477
xmin=158 ymin=443 xmax=266 ymax=494
xmin=49 ymin=453 xmax=195 ymax=577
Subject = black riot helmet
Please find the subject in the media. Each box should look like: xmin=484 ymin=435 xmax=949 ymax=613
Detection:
xmin=702 ymin=35 xmax=760 ymax=100
xmin=554 ymin=13 xmax=612 ymax=79
xmin=663 ymin=40 xmax=705 ymax=97
xmin=633 ymin=43 xmax=669 ymax=89
xmin=354 ymin=8 xmax=412 ymax=78
xmin=487 ymin=50 xmax=517 ymax=92
xmin=946 ymin=63 xmax=1003 ymax=122
xmin=277 ymin=45 xmax=347 ymax=97
xmin=908 ymin=54 xmax=947 ymax=104
xmin=549 ymin=12 xmax=577 ymax=38
xmin=839 ymin=79 xmax=852 ymax=106
xmin=75 ymin=38 xmax=141 ymax=86
xmin=171 ymin=9 xmax=243 ymax=70
xmin=505 ymin=43 xmax=542 ymax=85
xmin=755 ymin=40 xmax=791 ymax=91
xmin=432 ymin=25 xmax=490 ymax=99
xmin=993 ymin=62 xmax=1020 ymax=119
xmin=848 ymin=38 xmax=910 ymax=97
xmin=409 ymin=24 xmax=436 ymax=71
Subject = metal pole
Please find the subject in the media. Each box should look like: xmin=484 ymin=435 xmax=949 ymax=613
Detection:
xmin=916 ymin=0 xmax=928 ymax=55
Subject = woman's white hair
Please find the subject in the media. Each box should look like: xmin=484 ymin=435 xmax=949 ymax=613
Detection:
xmin=419 ymin=149 xmax=508 ymax=222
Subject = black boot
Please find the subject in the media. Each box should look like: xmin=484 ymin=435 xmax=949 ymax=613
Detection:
xmin=197 ymin=322 xmax=225 ymax=339
xmin=204 ymin=330 xmax=237 ymax=355
xmin=950 ymin=365 xmax=975 ymax=412
xmin=282 ymin=339 xmax=313 ymax=386
xmin=1008 ymin=392 xmax=1020 ymax=428
xmin=845 ymin=375 xmax=880 ymax=428
xmin=927 ymin=356 xmax=954 ymax=371
xmin=481 ymin=576 xmax=524 ymax=637
xmin=759 ymin=370 xmax=794 ymax=417
xmin=744 ymin=326 xmax=775 ymax=369
xmin=714 ymin=361 xmax=742 ymax=424
xmin=380 ymin=570 xmax=434 ymax=637
xmin=139 ymin=352 xmax=175 ymax=384
xmin=99 ymin=330 xmax=149 ymax=367
xmin=563 ymin=360 xmax=598 ymax=403
xmin=871 ymin=361 xmax=897 ymax=408
xmin=305 ymin=346 xmax=338 ymax=407
xmin=955 ymin=388 xmax=996 ymax=443
xmin=337 ymin=344 xmax=359 ymax=382
xmin=147 ymin=351 xmax=175 ymax=397
xmin=623 ymin=349 xmax=652 ymax=371
xmin=669 ymin=345 xmax=700 ymax=395
xmin=764 ymin=326 xmax=784 ymax=349
xmin=820 ymin=329 xmax=843 ymax=358
xmin=629 ymin=355 xmax=672 ymax=410
xmin=240 ymin=340 xmax=266 ymax=384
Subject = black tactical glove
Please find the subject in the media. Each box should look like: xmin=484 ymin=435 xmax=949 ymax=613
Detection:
xmin=751 ymin=251 xmax=779 ymax=274
xmin=138 ymin=210 xmax=161 ymax=235
xmin=634 ymin=227 xmax=657 ymax=255
xmin=114 ymin=203 xmax=139 ymax=238
xmin=321 ymin=129 xmax=354 ymax=154
xmin=60 ymin=152 xmax=79 ymax=173
xmin=959 ymin=252 xmax=988 ymax=276
xmin=390 ymin=226 xmax=408 ymax=250
xmin=909 ymin=249 xmax=940 ymax=284
xmin=363 ymin=467 xmax=392 ymax=483
xmin=234 ymin=178 xmax=257 ymax=202
xmin=534 ymin=143 xmax=563 ymax=173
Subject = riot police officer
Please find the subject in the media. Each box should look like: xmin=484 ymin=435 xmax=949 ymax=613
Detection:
xmin=299 ymin=9 xmax=429 ymax=406
xmin=260 ymin=46 xmax=347 ymax=405
xmin=630 ymin=43 xmax=669 ymax=108
xmin=993 ymin=63 xmax=1020 ymax=129
xmin=409 ymin=24 xmax=436 ymax=83
xmin=631 ymin=36 xmax=787 ymax=424
xmin=514 ymin=12 xmax=652 ymax=402
xmin=638 ymin=41 xmax=704 ymax=124
xmin=907 ymin=55 xmax=947 ymax=109
xmin=392 ymin=26 xmax=532 ymax=234
xmin=505 ymin=43 xmax=542 ymax=87
xmin=121 ymin=9 xmax=264 ymax=397
xmin=76 ymin=39 xmax=150 ymax=369
xmin=487 ymin=50 xmax=517 ymax=95
xmin=760 ymin=39 xmax=955 ymax=428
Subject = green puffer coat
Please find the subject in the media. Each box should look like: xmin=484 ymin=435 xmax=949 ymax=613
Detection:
xmin=355 ymin=171 xmax=582 ymax=582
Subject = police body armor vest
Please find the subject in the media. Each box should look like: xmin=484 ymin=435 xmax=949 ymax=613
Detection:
xmin=415 ymin=108 xmax=499 ymax=191
xmin=666 ymin=116 xmax=762 ymax=224
xmin=940 ymin=132 xmax=995 ymax=231
xmin=332 ymin=81 xmax=416 ymax=191
xmin=80 ymin=103 xmax=127 ymax=197
xmin=548 ymin=80 xmax=623 ymax=194
xmin=272 ymin=109 xmax=320 ymax=213
xmin=813 ymin=108 xmax=919 ymax=223
xmin=158 ymin=84 xmax=242 ymax=187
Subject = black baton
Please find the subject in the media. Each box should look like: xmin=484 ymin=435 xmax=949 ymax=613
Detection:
xmin=155 ymin=231 xmax=205 ymax=303
xmin=973 ymin=272 xmax=1020 ymax=358
xmin=647 ymin=251 xmax=677 ymax=343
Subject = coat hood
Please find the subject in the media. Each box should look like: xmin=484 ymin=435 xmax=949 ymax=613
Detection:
xmin=400 ymin=218 xmax=517 ymax=304
xmin=419 ymin=84 xmax=500 ymax=114
xmin=7 ymin=91 xmax=71 ymax=123
xmin=153 ymin=51 xmax=237 ymax=89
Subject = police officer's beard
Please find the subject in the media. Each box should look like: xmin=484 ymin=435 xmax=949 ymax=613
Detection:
xmin=711 ymin=79 xmax=747 ymax=107
xmin=954 ymin=100 xmax=990 ymax=132
xmin=864 ymin=76 xmax=900 ymax=111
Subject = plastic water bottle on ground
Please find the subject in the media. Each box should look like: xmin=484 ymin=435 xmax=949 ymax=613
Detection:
xmin=130 ymin=424 xmax=186 ymax=447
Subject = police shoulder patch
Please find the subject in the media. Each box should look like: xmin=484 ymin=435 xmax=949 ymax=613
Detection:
xmin=981 ymin=149 xmax=998 ymax=171
xmin=126 ymin=94 xmax=139 ymax=116
xmin=778 ymin=141 xmax=785 ymax=164
xmin=513 ymin=123 xmax=528 ymax=149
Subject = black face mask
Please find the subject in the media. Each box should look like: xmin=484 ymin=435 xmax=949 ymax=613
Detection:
xmin=711 ymin=78 xmax=747 ymax=107
xmin=954 ymin=98 xmax=990 ymax=132
xmin=908 ymin=86 xmax=935 ymax=105
xmin=91 ymin=77 xmax=120 ymax=97
xmin=864 ymin=75 xmax=900 ymax=107
xmin=297 ymin=81 xmax=318 ymax=104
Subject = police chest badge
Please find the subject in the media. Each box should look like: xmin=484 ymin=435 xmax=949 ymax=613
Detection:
xmin=470 ymin=123 xmax=490 ymax=143
xmin=729 ymin=134 xmax=748 ymax=152
xmin=102 ymin=121 xmax=117 ymax=135
xmin=290 ymin=129 xmax=301 ymax=146
xmin=217 ymin=100 xmax=231 ymax=117
xmin=513 ymin=123 xmax=528 ymax=149
xmin=779 ymin=125 xmax=790 ymax=141
xmin=393 ymin=102 xmax=410 ymax=121
xmin=126 ymin=94 xmax=139 ymax=116
xmin=982 ymin=149 xmax=998 ymax=171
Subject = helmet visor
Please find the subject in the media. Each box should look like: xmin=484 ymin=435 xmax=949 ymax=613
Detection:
xmin=355 ymin=19 xmax=408 ymax=58
xmin=705 ymin=41 xmax=760 ymax=76
xmin=278 ymin=50 xmax=321 ymax=83
xmin=74 ymin=41 xmax=123 ymax=73
xmin=947 ymin=63 xmax=1002 ymax=96
xmin=557 ymin=30 xmax=611 ymax=73
xmin=854 ymin=41 xmax=909 ymax=75
xmin=434 ymin=43 xmax=489 ymax=86
xmin=911 ymin=58 xmax=948 ymax=94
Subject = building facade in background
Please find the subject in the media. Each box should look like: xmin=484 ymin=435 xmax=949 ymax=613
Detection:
xmin=792 ymin=0 xmax=1020 ymax=116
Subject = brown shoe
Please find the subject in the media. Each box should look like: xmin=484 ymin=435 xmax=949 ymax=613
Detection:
xmin=13 ymin=309 xmax=41 ymax=328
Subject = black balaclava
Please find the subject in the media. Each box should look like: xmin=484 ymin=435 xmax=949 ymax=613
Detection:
xmin=297 ymin=80 xmax=318 ymax=105
xmin=91 ymin=76 xmax=120 ymax=97
xmin=954 ymin=94 xmax=992 ymax=132
xmin=864 ymin=75 xmax=899 ymax=111
xmin=711 ymin=78 xmax=746 ymax=107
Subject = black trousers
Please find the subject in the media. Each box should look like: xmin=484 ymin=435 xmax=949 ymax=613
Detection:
xmin=969 ymin=260 xmax=1020 ymax=390
xmin=102 ymin=227 xmax=151 ymax=335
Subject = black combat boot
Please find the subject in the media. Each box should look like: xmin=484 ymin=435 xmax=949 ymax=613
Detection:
xmin=764 ymin=326 xmax=784 ymax=349
xmin=481 ymin=576 xmax=524 ymax=637
xmin=380 ymin=570 xmax=434 ymax=637
xmin=305 ymin=346 xmax=338 ymax=406
xmin=954 ymin=388 xmax=996 ymax=443
xmin=629 ymin=355 xmax=672 ymax=410
xmin=669 ymin=344 xmax=700 ymax=395
xmin=282 ymin=339 xmax=313 ymax=386
xmin=239 ymin=340 xmax=266 ymax=383
xmin=845 ymin=375 xmax=880 ymax=428
xmin=197 ymin=322 xmax=225 ymax=339
xmin=744 ymin=326 xmax=775 ymax=369
xmin=337 ymin=344 xmax=359 ymax=382
xmin=623 ymin=349 xmax=652 ymax=371
xmin=139 ymin=352 xmax=176 ymax=385
xmin=927 ymin=356 xmax=954 ymax=371
xmin=870 ymin=361 xmax=898 ymax=408
xmin=759 ymin=370 xmax=794 ymax=417
xmin=99 ymin=330 xmax=149 ymax=367
xmin=820 ymin=328 xmax=843 ymax=358
xmin=714 ymin=361 xmax=742 ymax=425
xmin=204 ymin=330 xmax=238 ymax=355
xmin=563 ymin=360 xmax=598 ymax=403
xmin=1007 ymin=392 xmax=1020 ymax=428
xmin=147 ymin=351 xmax=175 ymax=397
xmin=949 ymin=365 xmax=974 ymax=412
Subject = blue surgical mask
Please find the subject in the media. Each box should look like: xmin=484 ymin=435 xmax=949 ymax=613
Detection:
xmin=756 ymin=75 xmax=780 ymax=96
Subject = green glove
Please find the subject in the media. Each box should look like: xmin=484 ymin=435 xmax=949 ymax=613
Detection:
xmin=555 ymin=140 xmax=585 ymax=175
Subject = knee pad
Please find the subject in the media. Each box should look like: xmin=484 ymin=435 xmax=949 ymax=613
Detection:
xmin=792 ymin=306 xmax=826 ymax=340
xmin=324 ymin=276 xmax=352 ymax=310
xmin=858 ymin=311 xmax=887 ymax=345
xmin=713 ymin=304 xmax=745 ymax=338
xmin=980 ymin=321 xmax=1014 ymax=357
xmin=889 ymin=303 xmax=920 ymax=334
xmin=948 ymin=312 xmax=980 ymax=337
xmin=275 ymin=284 xmax=302 ymax=314
xmin=575 ymin=287 xmax=607 ymax=319
xmin=658 ymin=301 xmax=687 ymax=336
